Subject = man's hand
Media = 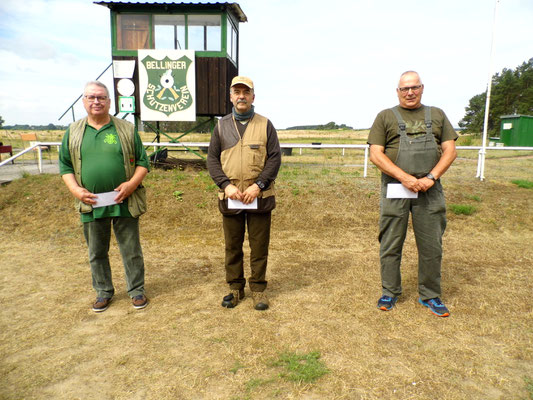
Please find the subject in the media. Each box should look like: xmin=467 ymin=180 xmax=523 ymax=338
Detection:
xmin=224 ymin=184 xmax=243 ymax=201
xmin=242 ymin=183 xmax=260 ymax=204
xmin=400 ymin=175 xmax=421 ymax=192
xmin=75 ymin=187 xmax=98 ymax=205
xmin=417 ymin=177 xmax=435 ymax=192
xmin=62 ymin=174 xmax=97 ymax=204
xmin=114 ymin=180 xmax=138 ymax=203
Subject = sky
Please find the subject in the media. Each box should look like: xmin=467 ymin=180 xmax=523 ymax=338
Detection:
xmin=0 ymin=0 xmax=532 ymax=129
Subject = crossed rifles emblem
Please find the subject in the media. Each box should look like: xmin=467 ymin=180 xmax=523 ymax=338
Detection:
xmin=156 ymin=70 xmax=180 ymax=100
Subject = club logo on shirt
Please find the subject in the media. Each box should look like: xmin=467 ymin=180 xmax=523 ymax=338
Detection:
xmin=104 ymin=133 xmax=118 ymax=145
xmin=405 ymin=120 xmax=427 ymax=137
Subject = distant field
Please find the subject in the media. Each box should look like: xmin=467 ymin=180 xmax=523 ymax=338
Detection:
xmin=1 ymin=140 xmax=532 ymax=399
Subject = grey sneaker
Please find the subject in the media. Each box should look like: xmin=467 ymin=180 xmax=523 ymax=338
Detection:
xmin=132 ymin=294 xmax=148 ymax=309
xmin=221 ymin=289 xmax=245 ymax=308
xmin=252 ymin=291 xmax=269 ymax=311
xmin=92 ymin=297 xmax=112 ymax=312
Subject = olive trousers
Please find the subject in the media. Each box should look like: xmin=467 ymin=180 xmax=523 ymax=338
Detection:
xmin=379 ymin=181 xmax=447 ymax=300
xmin=83 ymin=217 xmax=145 ymax=299
xmin=222 ymin=212 xmax=271 ymax=292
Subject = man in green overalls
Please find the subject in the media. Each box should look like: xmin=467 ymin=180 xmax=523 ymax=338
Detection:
xmin=368 ymin=71 xmax=458 ymax=317
xmin=59 ymin=81 xmax=150 ymax=313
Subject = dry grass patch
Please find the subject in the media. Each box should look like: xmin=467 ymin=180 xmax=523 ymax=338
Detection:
xmin=0 ymin=152 xmax=532 ymax=399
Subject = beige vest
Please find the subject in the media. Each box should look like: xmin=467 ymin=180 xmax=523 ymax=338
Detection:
xmin=218 ymin=113 xmax=274 ymax=199
xmin=68 ymin=115 xmax=147 ymax=217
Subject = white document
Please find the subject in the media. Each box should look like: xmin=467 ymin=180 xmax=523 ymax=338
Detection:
xmin=113 ymin=60 xmax=136 ymax=78
xmin=93 ymin=191 xmax=119 ymax=208
xmin=386 ymin=183 xmax=418 ymax=199
xmin=227 ymin=198 xmax=258 ymax=210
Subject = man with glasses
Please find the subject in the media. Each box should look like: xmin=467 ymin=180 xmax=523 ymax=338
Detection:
xmin=207 ymin=76 xmax=281 ymax=311
xmin=59 ymin=81 xmax=150 ymax=312
xmin=368 ymin=71 xmax=458 ymax=317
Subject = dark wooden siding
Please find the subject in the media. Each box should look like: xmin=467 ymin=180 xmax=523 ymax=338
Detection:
xmin=112 ymin=55 xmax=237 ymax=119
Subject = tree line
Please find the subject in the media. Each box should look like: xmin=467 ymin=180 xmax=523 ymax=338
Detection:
xmin=285 ymin=122 xmax=353 ymax=130
xmin=459 ymin=58 xmax=533 ymax=135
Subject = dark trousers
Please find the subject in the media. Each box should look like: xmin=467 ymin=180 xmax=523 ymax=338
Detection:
xmin=83 ymin=217 xmax=145 ymax=298
xmin=222 ymin=212 xmax=271 ymax=292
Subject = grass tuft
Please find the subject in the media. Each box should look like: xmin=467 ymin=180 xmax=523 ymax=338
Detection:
xmin=271 ymin=351 xmax=329 ymax=383
xmin=525 ymin=376 xmax=533 ymax=400
xmin=449 ymin=203 xmax=477 ymax=215
xmin=511 ymin=179 xmax=533 ymax=189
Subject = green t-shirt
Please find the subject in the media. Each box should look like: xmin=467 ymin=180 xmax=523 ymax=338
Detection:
xmin=367 ymin=105 xmax=458 ymax=163
xmin=59 ymin=121 xmax=149 ymax=222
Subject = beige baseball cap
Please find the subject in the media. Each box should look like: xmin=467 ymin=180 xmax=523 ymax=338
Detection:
xmin=231 ymin=76 xmax=254 ymax=89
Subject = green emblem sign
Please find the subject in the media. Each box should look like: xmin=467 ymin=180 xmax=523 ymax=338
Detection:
xmin=138 ymin=50 xmax=196 ymax=121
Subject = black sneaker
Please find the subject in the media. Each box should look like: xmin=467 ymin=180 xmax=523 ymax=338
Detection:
xmin=221 ymin=289 xmax=245 ymax=308
xmin=419 ymin=297 xmax=450 ymax=317
xmin=92 ymin=297 xmax=111 ymax=312
xmin=377 ymin=295 xmax=398 ymax=311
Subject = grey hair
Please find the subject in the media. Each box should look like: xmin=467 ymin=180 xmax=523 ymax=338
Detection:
xmin=84 ymin=81 xmax=110 ymax=97
xmin=399 ymin=71 xmax=423 ymax=85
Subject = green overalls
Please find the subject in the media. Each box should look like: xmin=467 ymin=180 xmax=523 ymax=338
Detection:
xmin=379 ymin=106 xmax=447 ymax=300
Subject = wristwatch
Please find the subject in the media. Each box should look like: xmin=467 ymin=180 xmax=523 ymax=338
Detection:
xmin=426 ymin=173 xmax=436 ymax=181
xmin=255 ymin=180 xmax=266 ymax=190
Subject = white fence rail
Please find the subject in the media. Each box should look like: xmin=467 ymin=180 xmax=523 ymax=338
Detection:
xmin=1 ymin=142 xmax=533 ymax=179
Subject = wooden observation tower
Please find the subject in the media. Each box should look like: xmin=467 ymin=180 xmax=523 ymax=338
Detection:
xmin=94 ymin=1 xmax=247 ymax=145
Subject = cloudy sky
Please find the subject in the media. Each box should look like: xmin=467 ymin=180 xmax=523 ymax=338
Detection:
xmin=0 ymin=0 xmax=532 ymax=129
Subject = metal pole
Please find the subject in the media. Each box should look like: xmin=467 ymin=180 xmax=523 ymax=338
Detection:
xmin=364 ymin=146 xmax=368 ymax=178
xmin=478 ymin=0 xmax=499 ymax=181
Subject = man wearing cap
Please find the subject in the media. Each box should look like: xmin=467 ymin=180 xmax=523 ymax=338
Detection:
xmin=368 ymin=71 xmax=457 ymax=317
xmin=207 ymin=76 xmax=281 ymax=310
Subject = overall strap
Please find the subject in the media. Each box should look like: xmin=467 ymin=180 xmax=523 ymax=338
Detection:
xmin=424 ymin=105 xmax=433 ymax=136
xmin=391 ymin=106 xmax=407 ymax=136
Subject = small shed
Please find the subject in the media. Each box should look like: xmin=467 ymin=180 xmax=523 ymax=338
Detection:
xmin=498 ymin=114 xmax=533 ymax=147
xmin=95 ymin=1 xmax=247 ymax=118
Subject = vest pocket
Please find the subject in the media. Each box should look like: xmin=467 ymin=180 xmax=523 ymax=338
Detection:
xmin=244 ymin=143 xmax=266 ymax=179
xmin=128 ymin=186 xmax=147 ymax=218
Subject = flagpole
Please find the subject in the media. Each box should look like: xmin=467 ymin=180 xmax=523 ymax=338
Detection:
xmin=478 ymin=0 xmax=500 ymax=181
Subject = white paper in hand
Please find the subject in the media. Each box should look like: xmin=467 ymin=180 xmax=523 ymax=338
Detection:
xmin=227 ymin=198 xmax=258 ymax=210
xmin=93 ymin=191 xmax=119 ymax=208
xmin=386 ymin=183 xmax=418 ymax=199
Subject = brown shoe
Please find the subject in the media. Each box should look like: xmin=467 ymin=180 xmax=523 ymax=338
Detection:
xmin=132 ymin=294 xmax=148 ymax=309
xmin=92 ymin=297 xmax=111 ymax=313
xmin=221 ymin=288 xmax=245 ymax=308
xmin=252 ymin=291 xmax=269 ymax=311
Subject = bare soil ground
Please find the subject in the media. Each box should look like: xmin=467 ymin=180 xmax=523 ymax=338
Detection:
xmin=1 ymin=131 xmax=532 ymax=399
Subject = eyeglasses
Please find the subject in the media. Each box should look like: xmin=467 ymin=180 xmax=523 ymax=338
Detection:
xmin=398 ymin=85 xmax=422 ymax=94
xmin=84 ymin=95 xmax=109 ymax=102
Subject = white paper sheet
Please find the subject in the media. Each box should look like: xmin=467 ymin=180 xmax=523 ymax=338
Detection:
xmin=93 ymin=191 xmax=119 ymax=208
xmin=227 ymin=198 xmax=258 ymax=210
xmin=386 ymin=183 xmax=418 ymax=199
xmin=112 ymin=60 xmax=136 ymax=78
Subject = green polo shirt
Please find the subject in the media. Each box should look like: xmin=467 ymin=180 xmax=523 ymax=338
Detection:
xmin=59 ymin=121 xmax=149 ymax=222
